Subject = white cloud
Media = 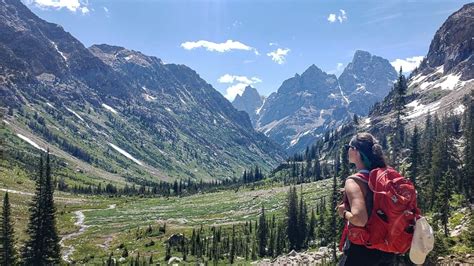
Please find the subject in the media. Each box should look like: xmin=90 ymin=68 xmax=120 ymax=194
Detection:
xmin=31 ymin=0 xmax=89 ymax=13
xmin=327 ymin=14 xmax=337 ymax=23
xmin=218 ymin=74 xmax=262 ymax=101
xmin=390 ymin=56 xmax=424 ymax=73
xmin=338 ymin=9 xmax=347 ymax=23
xmin=328 ymin=62 xmax=345 ymax=75
xmin=103 ymin=6 xmax=110 ymax=17
xmin=218 ymin=74 xmax=261 ymax=84
xmin=328 ymin=9 xmax=347 ymax=23
xmin=80 ymin=6 xmax=89 ymax=14
xmin=267 ymin=48 xmax=290 ymax=64
xmin=180 ymin=40 xmax=259 ymax=55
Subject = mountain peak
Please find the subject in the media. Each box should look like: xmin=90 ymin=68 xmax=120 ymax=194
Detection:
xmin=232 ymin=86 xmax=263 ymax=127
xmin=302 ymin=64 xmax=324 ymax=77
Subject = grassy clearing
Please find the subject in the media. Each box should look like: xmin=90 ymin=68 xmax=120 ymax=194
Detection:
xmin=1 ymin=175 xmax=332 ymax=264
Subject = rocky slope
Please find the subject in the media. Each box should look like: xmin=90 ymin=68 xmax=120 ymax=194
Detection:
xmin=0 ymin=0 xmax=284 ymax=185
xmin=370 ymin=2 xmax=474 ymax=131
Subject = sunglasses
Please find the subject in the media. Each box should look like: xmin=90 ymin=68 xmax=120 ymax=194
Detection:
xmin=344 ymin=144 xmax=356 ymax=151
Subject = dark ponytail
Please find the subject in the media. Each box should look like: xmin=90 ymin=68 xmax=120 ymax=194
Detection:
xmin=349 ymin=132 xmax=387 ymax=170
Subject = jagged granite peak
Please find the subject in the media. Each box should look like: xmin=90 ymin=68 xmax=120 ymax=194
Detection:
xmin=412 ymin=3 xmax=474 ymax=80
xmin=232 ymin=86 xmax=264 ymax=127
xmin=339 ymin=50 xmax=397 ymax=115
xmin=256 ymin=65 xmax=349 ymax=154
xmin=0 ymin=0 xmax=285 ymax=183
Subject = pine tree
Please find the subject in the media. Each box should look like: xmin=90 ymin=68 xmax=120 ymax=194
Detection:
xmin=462 ymin=92 xmax=474 ymax=201
xmin=42 ymin=151 xmax=61 ymax=262
xmin=251 ymin=237 xmax=257 ymax=260
xmin=257 ymin=205 xmax=268 ymax=257
xmin=286 ymin=187 xmax=298 ymax=251
xmin=0 ymin=193 xmax=17 ymax=265
xmin=297 ymin=187 xmax=307 ymax=250
xmin=434 ymin=169 xmax=453 ymax=237
xmin=330 ymin=174 xmax=338 ymax=262
xmin=307 ymin=208 xmax=316 ymax=245
xmin=22 ymin=155 xmax=45 ymax=264
xmin=230 ymin=225 xmax=235 ymax=264
xmin=275 ymin=222 xmax=285 ymax=256
xmin=22 ymin=151 xmax=61 ymax=264
xmin=408 ymin=125 xmax=421 ymax=188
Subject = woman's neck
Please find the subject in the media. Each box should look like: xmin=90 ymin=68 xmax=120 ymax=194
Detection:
xmin=355 ymin=161 xmax=367 ymax=171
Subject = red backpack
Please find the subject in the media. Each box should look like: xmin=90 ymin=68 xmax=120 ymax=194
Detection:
xmin=339 ymin=167 xmax=420 ymax=254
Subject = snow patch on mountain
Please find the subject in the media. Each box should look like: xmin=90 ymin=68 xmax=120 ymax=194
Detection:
xmin=143 ymin=94 xmax=157 ymax=102
xmin=405 ymin=100 xmax=441 ymax=120
xmin=256 ymin=98 xmax=266 ymax=115
xmin=337 ymin=82 xmax=350 ymax=104
xmin=50 ymin=41 xmax=67 ymax=62
xmin=108 ymin=143 xmax=143 ymax=166
xmin=102 ymin=103 xmax=118 ymax=114
xmin=439 ymin=73 xmax=462 ymax=91
xmin=289 ymin=129 xmax=313 ymax=147
xmin=260 ymin=116 xmax=288 ymax=135
xmin=17 ymin=134 xmax=47 ymax=152
xmin=65 ymin=107 xmax=85 ymax=122
xmin=453 ymin=104 xmax=465 ymax=115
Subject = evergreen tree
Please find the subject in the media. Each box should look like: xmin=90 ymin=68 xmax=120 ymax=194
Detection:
xmin=275 ymin=222 xmax=285 ymax=256
xmin=297 ymin=187 xmax=307 ymax=250
xmin=251 ymin=237 xmax=257 ymax=260
xmin=42 ymin=151 xmax=61 ymax=262
xmin=0 ymin=193 xmax=17 ymax=265
xmin=330 ymin=174 xmax=338 ymax=262
xmin=462 ymin=92 xmax=474 ymax=201
xmin=408 ymin=125 xmax=421 ymax=188
xmin=307 ymin=208 xmax=316 ymax=245
xmin=22 ymin=155 xmax=45 ymax=264
xmin=286 ymin=187 xmax=298 ymax=251
xmin=257 ymin=205 xmax=268 ymax=257
xmin=22 ymin=151 xmax=61 ymax=264
xmin=312 ymin=153 xmax=322 ymax=181
xmin=434 ymin=169 xmax=453 ymax=237
xmin=230 ymin=225 xmax=235 ymax=264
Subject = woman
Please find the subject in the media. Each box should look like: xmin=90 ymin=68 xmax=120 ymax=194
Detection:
xmin=337 ymin=132 xmax=395 ymax=266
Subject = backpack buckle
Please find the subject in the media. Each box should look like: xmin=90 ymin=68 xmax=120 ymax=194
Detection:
xmin=391 ymin=195 xmax=398 ymax=203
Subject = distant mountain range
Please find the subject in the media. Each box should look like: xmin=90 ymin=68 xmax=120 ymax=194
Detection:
xmin=0 ymin=0 xmax=284 ymax=185
xmin=233 ymin=50 xmax=397 ymax=154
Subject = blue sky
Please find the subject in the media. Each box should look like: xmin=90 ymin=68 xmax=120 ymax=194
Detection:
xmin=23 ymin=0 xmax=470 ymax=100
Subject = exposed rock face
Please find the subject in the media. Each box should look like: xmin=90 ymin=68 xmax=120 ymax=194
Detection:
xmin=413 ymin=3 xmax=474 ymax=81
xmin=232 ymin=86 xmax=264 ymax=127
xmin=369 ymin=3 xmax=474 ymax=132
xmin=256 ymin=65 xmax=349 ymax=154
xmin=339 ymin=50 xmax=397 ymax=115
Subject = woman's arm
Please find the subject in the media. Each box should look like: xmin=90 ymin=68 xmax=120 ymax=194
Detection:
xmin=344 ymin=178 xmax=368 ymax=227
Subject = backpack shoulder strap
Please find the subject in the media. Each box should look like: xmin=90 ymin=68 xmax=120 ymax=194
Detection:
xmin=346 ymin=172 xmax=373 ymax=218
xmin=347 ymin=172 xmax=369 ymax=183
